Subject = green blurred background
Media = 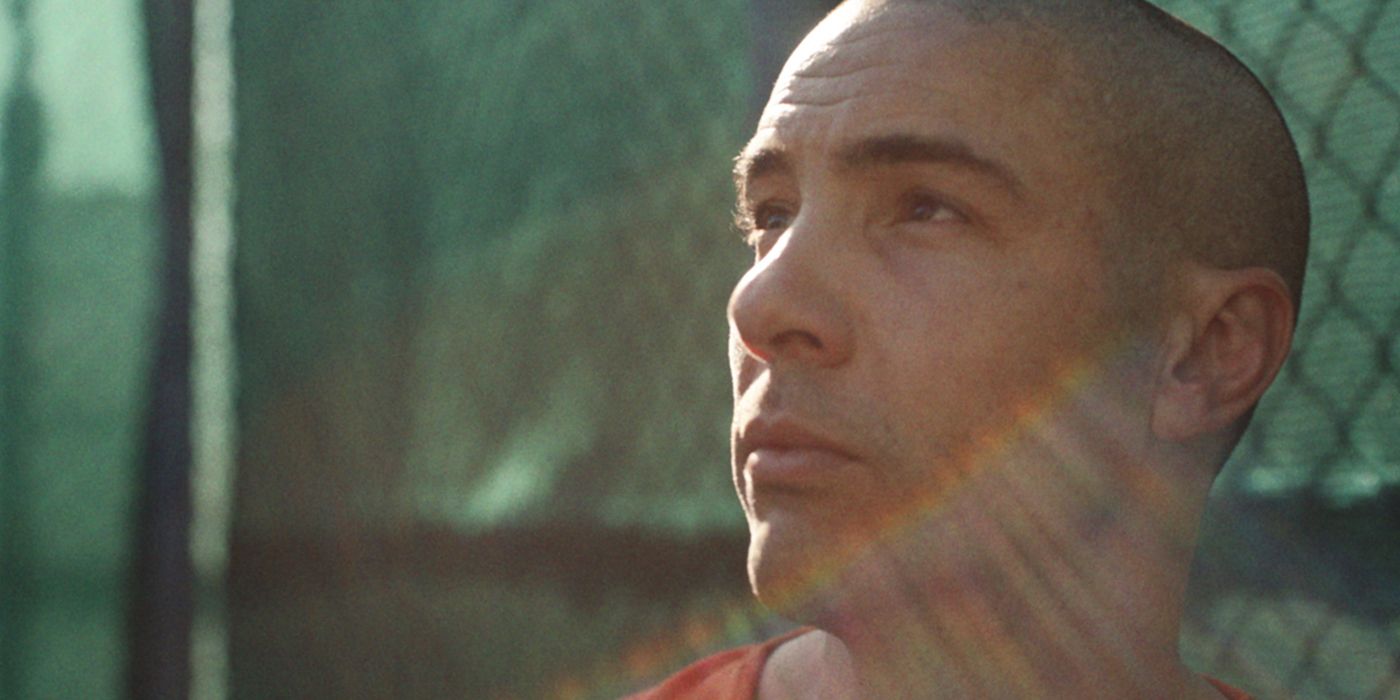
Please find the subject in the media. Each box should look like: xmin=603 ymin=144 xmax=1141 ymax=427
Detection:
xmin=0 ymin=0 xmax=1397 ymax=698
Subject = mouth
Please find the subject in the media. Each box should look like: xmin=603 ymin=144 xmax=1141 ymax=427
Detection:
xmin=738 ymin=417 xmax=859 ymax=492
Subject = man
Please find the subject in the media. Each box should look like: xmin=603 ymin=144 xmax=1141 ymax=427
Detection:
xmin=633 ymin=0 xmax=1307 ymax=697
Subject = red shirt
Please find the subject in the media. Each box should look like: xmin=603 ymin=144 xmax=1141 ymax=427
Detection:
xmin=627 ymin=629 xmax=1254 ymax=699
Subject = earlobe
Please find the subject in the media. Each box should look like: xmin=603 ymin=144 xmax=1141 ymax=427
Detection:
xmin=1150 ymin=267 xmax=1295 ymax=444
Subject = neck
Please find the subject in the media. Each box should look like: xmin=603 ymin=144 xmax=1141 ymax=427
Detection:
xmin=760 ymin=369 xmax=1228 ymax=699
xmin=784 ymin=454 xmax=1214 ymax=699
xmin=816 ymin=561 xmax=1194 ymax=698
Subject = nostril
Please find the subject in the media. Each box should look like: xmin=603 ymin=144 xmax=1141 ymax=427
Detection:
xmin=739 ymin=334 xmax=772 ymax=362
xmin=772 ymin=329 xmax=823 ymax=352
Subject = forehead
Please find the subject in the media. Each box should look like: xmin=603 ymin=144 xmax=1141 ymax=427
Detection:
xmin=744 ymin=3 xmax=1089 ymax=187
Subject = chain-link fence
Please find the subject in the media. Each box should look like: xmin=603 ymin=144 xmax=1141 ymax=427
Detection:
xmin=1153 ymin=2 xmax=1400 ymax=697
xmin=1177 ymin=0 xmax=1400 ymax=505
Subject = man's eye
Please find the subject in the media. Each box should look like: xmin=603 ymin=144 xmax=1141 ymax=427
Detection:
xmin=752 ymin=203 xmax=794 ymax=231
xmin=901 ymin=192 xmax=964 ymax=225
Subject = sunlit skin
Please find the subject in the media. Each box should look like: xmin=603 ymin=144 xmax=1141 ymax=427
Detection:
xmin=726 ymin=2 xmax=1297 ymax=698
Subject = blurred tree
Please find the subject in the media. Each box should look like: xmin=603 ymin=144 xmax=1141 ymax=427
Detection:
xmin=1 ymin=1 xmax=45 ymax=696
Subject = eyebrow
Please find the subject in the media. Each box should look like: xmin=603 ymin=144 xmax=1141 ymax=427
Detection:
xmin=732 ymin=148 xmax=789 ymax=194
xmin=733 ymin=133 xmax=1024 ymax=197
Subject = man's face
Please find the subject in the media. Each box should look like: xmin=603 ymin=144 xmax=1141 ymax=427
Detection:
xmin=728 ymin=4 xmax=1136 ymax=614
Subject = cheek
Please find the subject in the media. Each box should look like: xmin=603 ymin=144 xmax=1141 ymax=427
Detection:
xmin=995 ymin=268 xmax=1113 ymax=391
xmin=872 ymin=255 xmax=1111 ymax=455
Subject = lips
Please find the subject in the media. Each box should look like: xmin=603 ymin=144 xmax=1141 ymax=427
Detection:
xmin=738 ymin=418 xmax=858 ymax=491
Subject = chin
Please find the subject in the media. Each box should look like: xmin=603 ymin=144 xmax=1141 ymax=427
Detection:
xmin=746 ymin=522 xmax=860 ymax=624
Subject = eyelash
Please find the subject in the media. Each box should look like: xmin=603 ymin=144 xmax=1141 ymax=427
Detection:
xmin=737 ymin=190 xmax=965 ymax=248
xmin=897 ymin=190 xmax=965 ymax=226
xmin=735 ymin=202 xmax=794 ymax=247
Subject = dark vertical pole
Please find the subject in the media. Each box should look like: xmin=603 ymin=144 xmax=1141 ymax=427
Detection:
xmin=0 ymin=1 xmax=43 ymax=696
xmin=129 ymin=0 xmax=195 ymax=697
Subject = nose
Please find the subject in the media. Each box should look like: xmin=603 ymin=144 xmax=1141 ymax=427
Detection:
xmin=727 ymin=227 xmax=854 ymax=368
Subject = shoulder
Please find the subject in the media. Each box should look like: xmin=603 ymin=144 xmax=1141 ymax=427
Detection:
xmin=625 ymin=628 xmax=811 ymax=700
xmin=1205 ymin=676 xmax=1254 ymax=700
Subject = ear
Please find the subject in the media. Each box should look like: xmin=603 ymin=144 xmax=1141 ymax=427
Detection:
xmin=1151 ymin=266 xmax=1295 ymax=443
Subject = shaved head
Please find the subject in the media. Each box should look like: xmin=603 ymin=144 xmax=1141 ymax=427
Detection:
xmin=844 ymin=0 xmax=1311 ymax=322
xmin=694 ymin=3 xmax=1312 ymax=695
xmin=706 ymin=3 xmax=1311 ymax=695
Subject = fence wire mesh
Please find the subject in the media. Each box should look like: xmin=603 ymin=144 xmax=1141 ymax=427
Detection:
xmin=1164 ymin=0 xmax=1400 ymax=504
xmin=1146 ymin=2 xmax=1400 ymax=696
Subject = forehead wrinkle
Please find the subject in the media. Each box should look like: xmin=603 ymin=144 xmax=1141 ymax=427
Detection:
xmin=783 ymin=28 xmax=937 ymax=88
xmin=789 ymin=60 xmax=902 ymax=82
xmin=776 ymin=2 xmax=951 ymax=89
xmin=768 ymin=75 xmax=933 ymax=114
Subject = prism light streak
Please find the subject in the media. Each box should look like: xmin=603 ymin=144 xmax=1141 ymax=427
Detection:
xmin=553 ymin=353 xmax=1113 ymax=697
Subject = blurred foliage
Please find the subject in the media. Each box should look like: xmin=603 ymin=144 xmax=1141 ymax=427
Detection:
xmin=1 ymin=0 xmax=158 ymax=697
xmin=229 ymin=1 xmax=753 ymax=697
xmin=232 ymin=0 xmax=750 ymax=540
